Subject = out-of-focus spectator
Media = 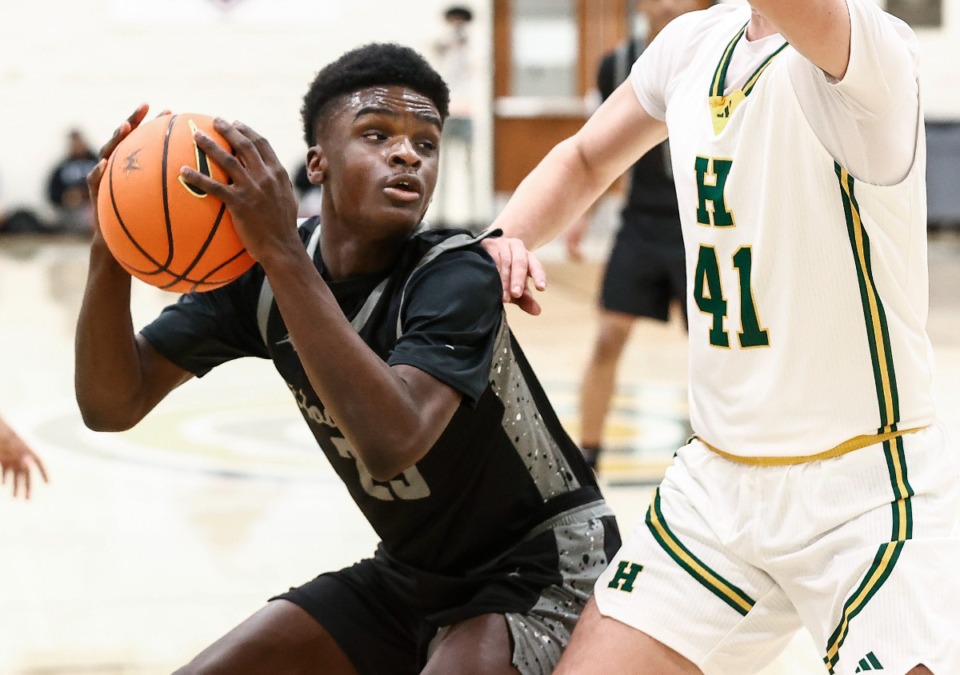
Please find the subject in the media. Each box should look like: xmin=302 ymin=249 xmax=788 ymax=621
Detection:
xmin=291 ymin=160 xmax=322 ymax=218
xmin=47 ymin=129 xmax=98 ymax=234
xmin=431 ymin=5 xmax=477 ymax=228
xmin=0 ymin=172 xmax=51 ymax=235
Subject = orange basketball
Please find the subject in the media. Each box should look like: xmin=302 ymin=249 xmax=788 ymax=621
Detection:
xmin=97 ymin=112 xmax=255 ymax=293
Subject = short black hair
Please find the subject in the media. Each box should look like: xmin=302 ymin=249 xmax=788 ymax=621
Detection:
xmin=300 ymin=43 xmax=450 ymax=147
xmin=445 ymin=5 xmax=473 ymax=22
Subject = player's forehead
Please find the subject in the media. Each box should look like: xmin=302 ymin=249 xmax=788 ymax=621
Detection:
xmin=335 ymin=85 xmax=441 ymax=128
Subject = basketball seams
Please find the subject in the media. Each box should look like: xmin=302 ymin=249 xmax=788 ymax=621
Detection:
xmin=100 ymin=112 xmax=254 ymax=293
xmin=160 ymin=202 xmax=229 ymax=290
xmin=105 ymin=150 xmax=166 ymax=273
xmin=190 ymin=248 xmax=252 ymax=291
xmin=159 ymin=115 xmax=178 ymax=270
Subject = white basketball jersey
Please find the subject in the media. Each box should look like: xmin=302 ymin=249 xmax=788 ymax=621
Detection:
xmin=631 ymin=3 xmax=936 ymax=459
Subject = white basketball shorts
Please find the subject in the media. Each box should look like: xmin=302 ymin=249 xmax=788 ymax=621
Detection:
xmin=593 ymin=423 xmax=960 ymax=674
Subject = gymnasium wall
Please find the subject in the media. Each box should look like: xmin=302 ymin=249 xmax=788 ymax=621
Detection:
xmin=0 ymin=0 xmax=494 ymax=220
xmin=1 ymin=0 xmax=957 ymax=216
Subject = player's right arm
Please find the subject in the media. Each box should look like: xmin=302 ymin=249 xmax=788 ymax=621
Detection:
xmin=483 ymin=76 xmax=666 ymax=306
xmin=75 ymin=106 xmax=193 ymax=432
xmin=748 ymin=0 xmax=851 ymax=79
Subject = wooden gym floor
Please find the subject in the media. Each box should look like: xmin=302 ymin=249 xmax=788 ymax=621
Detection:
xmin=2 ymin=229 xmax=960 ymax=674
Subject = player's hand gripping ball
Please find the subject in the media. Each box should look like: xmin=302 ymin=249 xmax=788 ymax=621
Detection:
xmin=97 ymin=113 xmax=255 ymax=292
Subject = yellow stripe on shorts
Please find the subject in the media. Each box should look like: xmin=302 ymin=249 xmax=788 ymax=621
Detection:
xmin=823 ymin=437 xmax=913 ymax=673
xmin=645 ymin=488 xmax=755 ymax=616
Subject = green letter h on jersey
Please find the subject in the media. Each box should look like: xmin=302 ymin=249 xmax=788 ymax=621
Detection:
xmin=695 ymin=156 xmax=734 ymax=227
xmin=607 ymin=560 xmax=644 ymax=593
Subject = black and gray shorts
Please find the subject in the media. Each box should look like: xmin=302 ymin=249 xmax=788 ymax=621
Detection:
xmin=273 ymin=501 xmax=620 ymax=675
xmin=601 ymin=217 xmax=686 ymax=324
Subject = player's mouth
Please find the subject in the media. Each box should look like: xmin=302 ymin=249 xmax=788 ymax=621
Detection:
xmin=384 ymin=174 xmax=423 ymax=203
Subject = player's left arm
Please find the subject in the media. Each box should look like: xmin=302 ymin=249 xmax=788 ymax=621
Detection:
xmin=748 ymin=0 xmax=851 ymax=79
xmin=266 ymin=251 xmax=462 ymax=482
xmin=182 ymin=121 xmax=464 ymax=483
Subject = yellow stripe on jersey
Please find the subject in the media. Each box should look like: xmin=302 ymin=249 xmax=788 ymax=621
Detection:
xmin=646 ymin=489 xmax=756 ymax=615
xmin=835 ymin=165 xmax=901 ymax=433
xmin=696 ymin=426 xmax=925 ymax=466
xmin=710 ymin=24 xmax=747 ymax=97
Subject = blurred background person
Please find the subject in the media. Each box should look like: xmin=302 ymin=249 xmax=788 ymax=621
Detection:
xmin=431 ymin=4 xmax=477 ymax=228
xmin=46 ymin=128 xmax=98 ymax=235
xmin=291 ymin=159 xmax=322 ymax=218
xmin=0 ymin=171 xmax=49 ymax=234
xmin=565 ymin=0 xmax=713 ymax=473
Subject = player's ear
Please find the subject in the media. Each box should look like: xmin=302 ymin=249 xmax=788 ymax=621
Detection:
xmin=306 ymin=146 xmax=327 ymax=186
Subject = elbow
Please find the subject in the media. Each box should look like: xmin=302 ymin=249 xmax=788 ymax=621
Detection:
xmin=363 ymin=440 xmax=428 ymax=483
xmin=78 ymin=408 xmax=136 ymax=433
xmin=367 ymin=465 xmax=400 ymax=483
xmin=366 ymin=456 xmax=411 ymax=483
xmin=76 ymin=395 xmax=141 ymax=433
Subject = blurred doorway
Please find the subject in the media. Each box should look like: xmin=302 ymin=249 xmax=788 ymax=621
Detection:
xmin=492 ymin=0 xmax=629 ymax=198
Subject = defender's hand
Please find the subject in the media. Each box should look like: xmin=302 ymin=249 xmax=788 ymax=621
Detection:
xmin=0 ymin=419 xmax=48 ymax=500
xmin=480 ymin=236 xmax=547 ymax=316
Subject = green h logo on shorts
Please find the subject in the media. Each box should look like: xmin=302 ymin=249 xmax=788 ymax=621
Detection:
xmin=607 ymin=560 xmax=644 ymax=593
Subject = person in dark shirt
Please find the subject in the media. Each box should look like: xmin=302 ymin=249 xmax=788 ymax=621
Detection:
xmin=46 ymin=129 xmax=98 ymax=233
xmin=565 ymin=0 xmax=711 ymax=473
xmin=75 ymin=43 xmax=619 ymax=675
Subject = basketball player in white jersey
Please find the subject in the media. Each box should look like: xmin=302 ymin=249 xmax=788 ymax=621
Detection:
xmin=483 ymin=0 xmax=960 ymax=672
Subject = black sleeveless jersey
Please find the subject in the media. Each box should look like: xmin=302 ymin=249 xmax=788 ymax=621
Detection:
xmin=141 ymin=219 xmax=605 ymax=574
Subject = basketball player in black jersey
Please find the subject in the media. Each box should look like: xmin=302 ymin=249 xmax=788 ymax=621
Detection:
xmin=75 ymin=44 xmax=620 ymax=674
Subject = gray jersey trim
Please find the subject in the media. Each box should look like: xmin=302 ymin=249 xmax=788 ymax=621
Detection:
xmin=394 ymin=229 xmax=496 ymax=339
xmin=256 ymin=220 xmax=320 ymax=346
xmin=257 ymin=224 xmax=500 ymax=347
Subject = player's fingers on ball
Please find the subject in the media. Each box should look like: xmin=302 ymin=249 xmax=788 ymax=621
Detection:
xmin=213 ymin=119 xmax=261 ymax=167
xmin=128 ymin=103 xmax=149 ymax=127
xmin=99 ymin=122 xmax=128 ymax=159
xmin=179 ymin=167 xmax=225 ymax=200
xmin=86 ymin=159 xmax=108 ymax=194
xmin=236 ymin=122 xmax=281 ymax=166
xmin=100 ymin=105 xmax=145 ymax=158
xmin=194 ymin=131 xmax=244 ymax=177
xmin=232 ymin=120 xmax=262 ymax=144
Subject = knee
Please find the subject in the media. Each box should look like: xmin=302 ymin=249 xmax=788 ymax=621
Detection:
xmin=592 ymin=328 xmax=629 ymax=363
xmin=593 ymin=322 xmax=630 ymax=364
